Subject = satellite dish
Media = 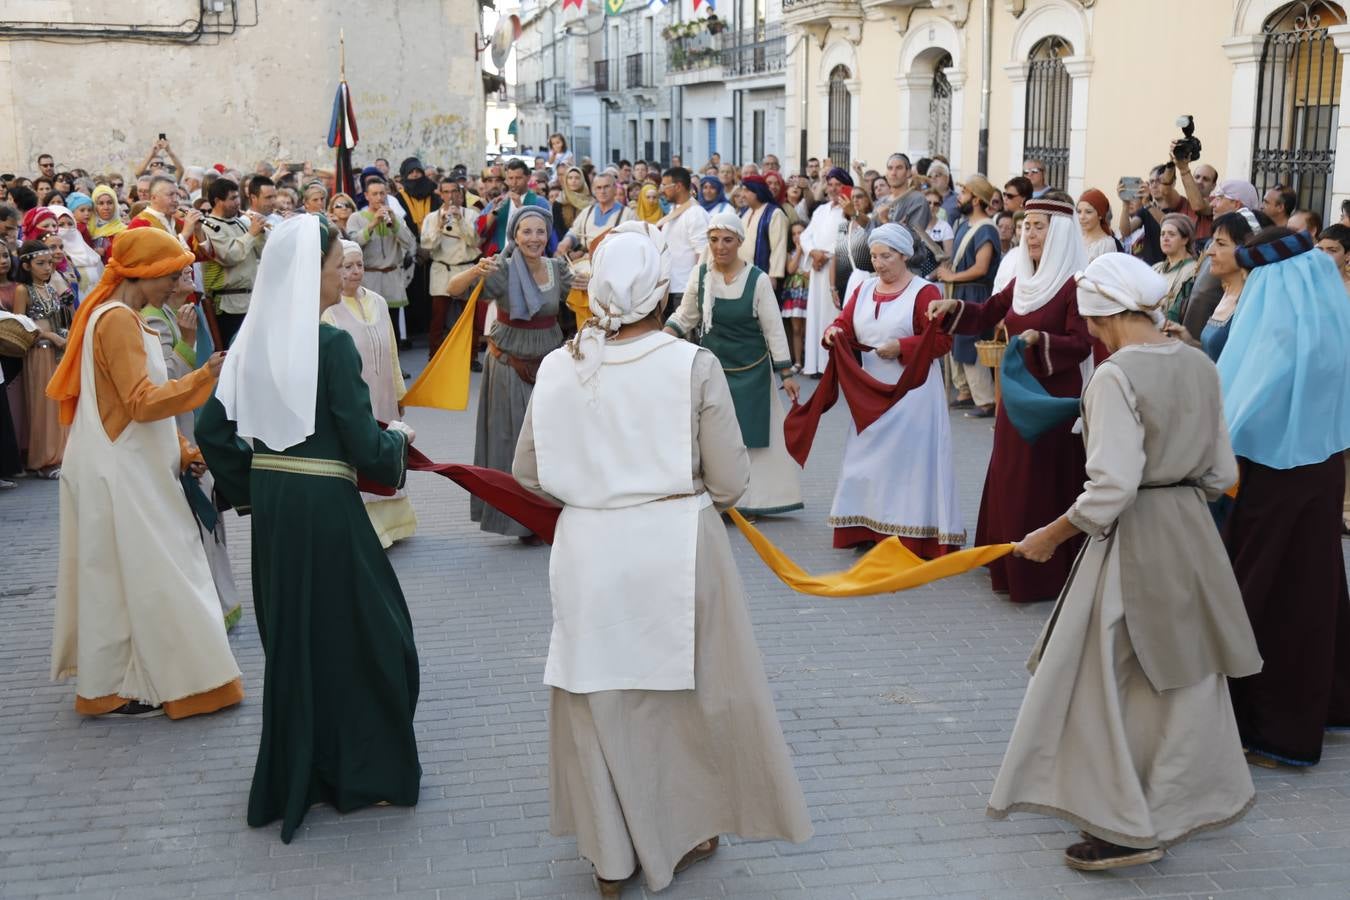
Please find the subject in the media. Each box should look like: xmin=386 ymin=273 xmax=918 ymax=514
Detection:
xmin=491 ymin=15 xmax=522 ymax=69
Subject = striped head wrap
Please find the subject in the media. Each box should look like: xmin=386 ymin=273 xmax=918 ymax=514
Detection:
xmin=1235 ymin=229 xmax=1314 ymax=271
xmin=1023 ymin=197 xmax=1075 ymax=218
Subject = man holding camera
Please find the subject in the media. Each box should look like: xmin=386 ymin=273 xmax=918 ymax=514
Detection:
xmin=349 ymin=175 xmax=417 ymax=345
xmin=1170 ymin=122 xmax=1217 ymax=248
xmin=201 ymin=177 xmax=268 ymax=348
xmin=421 ymin=177 xmax=482 ymax=362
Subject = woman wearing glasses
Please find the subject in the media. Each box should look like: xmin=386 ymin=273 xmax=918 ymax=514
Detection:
xmin=327 ymin=192 xmax=357 ymax=238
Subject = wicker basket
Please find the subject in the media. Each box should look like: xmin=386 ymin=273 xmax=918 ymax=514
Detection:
xmin=974 ymin=323 xmax=1008 ymax=368
xmin=0 ymin=317 xmax=37 ymax=359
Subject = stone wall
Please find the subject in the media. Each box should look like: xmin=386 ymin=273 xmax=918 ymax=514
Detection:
xmin=0 ymin=0 xmax=486 ymax=175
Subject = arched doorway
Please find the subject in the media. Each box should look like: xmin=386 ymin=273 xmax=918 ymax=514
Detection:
xmin=827 ymin=65 xmax=852 ymax=163
xmin=1023 ymin=35 xmax=1072 ymax=192
xmin=1252 ymin=0 xmax=1347 ymax=217
xmin=929 ymin=53 xmax=953 ymax=159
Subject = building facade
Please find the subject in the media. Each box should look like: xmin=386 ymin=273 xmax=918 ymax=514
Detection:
xmin=783 ymin=0 xmax=1350 ymax=220
xmin=665 ymin=0 xmax=789 ymax=169
xmin=0 ymin=0 xmax=488 ymax=175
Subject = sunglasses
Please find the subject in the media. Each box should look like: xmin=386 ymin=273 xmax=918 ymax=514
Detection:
xmin=1002 ymin=191 xmax=1021 ymax=199
xmin=332 ymin=202 xmax=353 ymax=210
xmin=1023 ymin=168 xmax=1041 ymax=176
xmin=111 ymin=181 xmax=124 ymax=188
xmin=149 ymin=161 xmax=165 ymax=168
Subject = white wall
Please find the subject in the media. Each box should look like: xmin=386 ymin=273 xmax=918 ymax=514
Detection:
xmin=0 ymin=0 xmax=486 ymax=173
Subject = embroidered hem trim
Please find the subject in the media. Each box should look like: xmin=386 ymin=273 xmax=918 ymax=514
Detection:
xmin=826 ymin=514 xmax=966 ymax=545
xmin=252 ymin=454 xmax=357 ymax=485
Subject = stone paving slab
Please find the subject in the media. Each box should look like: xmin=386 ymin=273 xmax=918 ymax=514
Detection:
xmin=1 ymin=349 xmax=1348 ymax=900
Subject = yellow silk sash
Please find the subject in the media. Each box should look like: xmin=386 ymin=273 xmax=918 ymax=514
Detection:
xmin=727 ymin=509 xmax=1014 ymax=598
xmin=403 ymin=278 xmax=483 ymax=411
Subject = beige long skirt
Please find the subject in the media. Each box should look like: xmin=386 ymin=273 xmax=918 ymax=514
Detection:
xmin=987 ymin=535 xmax=1255 ymax=849
xmin=549 ymin=504 xmax=813 ymax=890
xmin=23 ymin=339 xmax=67 ymax=470
xmin=738 ymin=380 xmax=804 ymax=517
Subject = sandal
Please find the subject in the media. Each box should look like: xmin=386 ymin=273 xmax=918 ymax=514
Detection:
xmin=1064 ymin=835 xmax=1162 ymax=871
xmin=595 ymin=868 xmax=638 ymax=897
xmin=675 ymin=836 xmax=719 ymax=874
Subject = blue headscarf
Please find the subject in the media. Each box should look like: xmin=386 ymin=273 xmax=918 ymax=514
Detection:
xmin=1217 ymin=241 xmax=1350 ymax=469
xmin=65 ymin=191 xmax=93 ymax=212
xmin=738 ymin=177 xmax=780 ymax=273
xmin=354 ymin=166 xmax=383 ymax=209
xmin=699 ymin=176 xmax=728 ymax=212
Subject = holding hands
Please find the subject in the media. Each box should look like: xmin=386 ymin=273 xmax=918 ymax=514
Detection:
xmin=925 ymin=298 xmax=960 ymax=320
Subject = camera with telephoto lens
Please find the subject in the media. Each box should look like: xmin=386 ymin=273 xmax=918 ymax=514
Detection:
xmin=1172 ymin=115 xmax=1202 ymax=163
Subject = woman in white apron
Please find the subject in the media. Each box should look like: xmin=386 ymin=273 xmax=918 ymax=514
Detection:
xmin=823 ymin=223 xmax=965 ymax=556
xmin=321 ymin=241 xmax=417 ymax=547
xmin=512 ymin=222 xmax=812 ymax=896
xmin=47 ymin=227 xmax=242 ymax=719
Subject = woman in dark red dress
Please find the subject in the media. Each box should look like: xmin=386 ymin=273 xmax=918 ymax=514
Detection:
xmin=928 ymin=196 xmax=1091 ymax=603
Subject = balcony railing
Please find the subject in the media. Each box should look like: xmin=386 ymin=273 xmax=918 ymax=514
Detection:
xmin=722 ymin=23 xmax=786 ymax=77
xmin=593 ymin=58 xmax=616 ymax=92
xmin=666 ymin=22 xmax=786 ymax=77
xmin=625 ymin=52 xmax=652 ymax=89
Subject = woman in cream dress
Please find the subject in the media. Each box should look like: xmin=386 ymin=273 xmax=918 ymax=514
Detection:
xmin=513 ymin=222 xmax=811 ymax=895
xmin=990 ymin=253 xmax=1261 ymax=870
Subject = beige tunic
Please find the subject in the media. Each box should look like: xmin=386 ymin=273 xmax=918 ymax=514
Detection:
xmin=513 ymin=344 xmax=812 ymax=890
xmin=988 ymin=341 xmax=1259 ymax=849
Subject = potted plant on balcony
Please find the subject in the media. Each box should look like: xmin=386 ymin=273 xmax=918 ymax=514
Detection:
xmin=661 ymin=24 xmax=676 ymax=40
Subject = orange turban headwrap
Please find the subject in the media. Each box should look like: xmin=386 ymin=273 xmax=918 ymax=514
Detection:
xmin=46 ymin=227 xmax=194 ymax=425
xmin=1079 ymin=188 xmax=1115 ymax=237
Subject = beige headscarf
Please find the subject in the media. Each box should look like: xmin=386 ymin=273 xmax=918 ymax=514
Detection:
xmin=568 ymin=221 xmax=671 ymax=389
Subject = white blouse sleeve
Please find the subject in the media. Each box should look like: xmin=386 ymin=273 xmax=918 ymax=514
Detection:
xmin=753 ymin=273 xmax=793 ymax=371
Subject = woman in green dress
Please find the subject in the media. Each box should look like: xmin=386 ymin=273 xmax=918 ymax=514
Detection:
xmin=195 ymin=215 xmax=421 ymax=844
xmin=664 ymin=211 xmax=803 ymax=517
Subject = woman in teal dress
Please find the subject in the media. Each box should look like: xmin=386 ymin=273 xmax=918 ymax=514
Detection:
xmin=195 ymin=215 xmax=422 ymax=843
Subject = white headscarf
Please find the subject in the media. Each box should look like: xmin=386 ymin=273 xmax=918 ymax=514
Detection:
xmin=867 ymin=222 xmax=914 ymax=257
xmin=340 ymin=239 xmax=362 ymax=259
xmin=215 ymin=215 xmax=323 ymax=451
xmin=1011 ymin=209 xmax=1087 ymax=316
xmin=49 ymin=205 xmax=105 ymax=288
xmin=706 ymin=210 xmax=745 ymax=241
xmin=569 ymin=221 xmax=670 ymax=388
xmin=1075 ymin=252 xmax=1169 ymax=326
xmin=698 ymin=212 xmax=748 ymax=334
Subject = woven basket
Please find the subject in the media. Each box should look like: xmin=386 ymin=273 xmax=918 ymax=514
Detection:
xmin=0 ymin=318 xmax=37 ymax=359
xmin=975 ymin=323 xmax=1008 ymax=368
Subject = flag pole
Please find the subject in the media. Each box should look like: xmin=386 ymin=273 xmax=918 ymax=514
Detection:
xmin=340 ymin=28 xmax=346 ymax=81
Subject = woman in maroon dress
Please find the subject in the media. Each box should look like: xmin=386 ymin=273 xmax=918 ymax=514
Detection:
xmin=928 ymin=195 xmax=1091 ymax=603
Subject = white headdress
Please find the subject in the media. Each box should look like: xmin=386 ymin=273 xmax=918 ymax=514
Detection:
xmin=215 ymin=215 xmax=323 ymax=451
xmin=1075 ymin=252 xmax=1169 ymax=326
xmin=1012 ymin=198 xmax=1088 ymax=316
xmin=568 ymin=221 xmax=671 ymax=388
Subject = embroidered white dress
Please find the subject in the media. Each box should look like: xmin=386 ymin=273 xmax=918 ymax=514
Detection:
xmin=827 ymin=276 xmax=966 ymax=551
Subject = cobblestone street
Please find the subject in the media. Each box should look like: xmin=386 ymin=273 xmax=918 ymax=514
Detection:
xmin=2 ymin=352 xmax=1349 ymax=900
